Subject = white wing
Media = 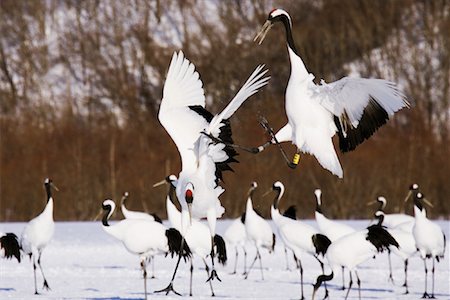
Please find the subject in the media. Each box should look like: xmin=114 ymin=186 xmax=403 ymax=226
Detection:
xmin=161 ymin=51 xmax=205 ymax=110
xmin=159 ymin=51 xmax=208 ymax=171
xmin=316 ymin=77 xmax=409 ymax=152
xmin=208 ymin=65 xmax=270 ymax=134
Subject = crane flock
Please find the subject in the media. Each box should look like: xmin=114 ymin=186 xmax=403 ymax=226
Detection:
xmin=2 ymin=7 xmax=447 ymax=300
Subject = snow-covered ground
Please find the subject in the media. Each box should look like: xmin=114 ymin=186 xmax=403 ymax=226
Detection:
xmin=1 ymin=220 xmax=449 ymax=300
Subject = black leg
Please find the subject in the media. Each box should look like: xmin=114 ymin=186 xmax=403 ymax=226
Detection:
xmin=37 ymin=251 xmax=50 ymax=291
xmin=344 ymin=271 xmax=353 ymax=300
xmin=298 ymin=258 xmax=305 ymax=300
xmin=403 ymin=259 xmax=409 ymax=294
xmin=203 ymin=259 xmax=215 ymax=297
xmin=207 ymin=236 xmax=221 ymax=282
xmin=257 ymin=249 xmax=264 ymax=280
xmin=317 ymin=258 xmax=329 ymax=300
xmin=33 ymin=255 xmax=39 ymax=295
xmin=422 ymin=259 xmax=429 ymax=299
xmin=341 ymin=266 xmax=346 ymax=290
xmin=141 ymin=259 xmax=148 ymax=300
xmin=388 ymin=250 xmax=394 ymax=283
xmin=284 ymin=247 xmax=290 ymax=271
xmin=154 ymin=236 xmax=185 ymax=296
xmin=151 ymin=256 xmax=156 ymax=279
xmin=355 ymin=270 xmax=361 ymax=300
xmin=189 ymin=259 xmax=193 ymax=296
xmin=243 ymin=247 xmax=247 ymax=275
xmin=232 ymin=247 xmax=238 ymax=274
xmin=431 ymin=257 xmax=435 ymax=298
xmin=244 ymin=251 xmax=259 ymax=279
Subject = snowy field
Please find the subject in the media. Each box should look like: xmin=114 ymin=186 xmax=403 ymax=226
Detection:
xmin=1 ymin=220 xmax=449 ymax=300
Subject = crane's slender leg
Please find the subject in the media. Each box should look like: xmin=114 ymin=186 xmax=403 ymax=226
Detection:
xmin=297 ymin=258 xmax=305 ymax=300
xmin=257 ymin=249 xmax=264 ymax=280
xmin=422 ymin=258 xmax=429 ymax=298
xmin=258 ymin=116 xmax=298 ymax=168
xmin=431 ymin=257 xmax=435 ymax=298
xmin=140 ymin=258 xmax=148 ymax=300
xmin=294 ymin=253 xmax=300 ymax=269
xmin=203 ymin=258 xmax=215 ymax=297
xmin=284 ymin=247 xmax=290 ymax=271
xmin=32 ymin=254 xmax=39 ymax=295
xmin=243 ymin=247 xmax=247 ymax=274
xmin=402 ymin=259 xmax=409 ymax=294
xmin=207 ymin=236 xmax=221 ymax=282
xmin=315 ymin=257 xmax=329 ymax=299
xmin=355 ymin=270 xmax=361 ymax=300
xmin=244 ymin=249 xmax=259 ymax=279
xmin=189 ymin=258 xmax=194 ymax=296
xmin=37 ymin=251 xmax=50 ymax=291
xmin=387 ymin=250 xmax=394 ymax=283
xmin=154 ymin=237 xmax=185 ymax=296
xmin=341 ymin=266 xmax=346 ymax=290
xmin=231 ymin=247 xmax=238 ymax=274
xmin=200 ymin=132 xmax=261 ymax=154
xmin=344 ymin=271 xmax=353 ymax=300
xmin=151 ymin=256 xmax=156 ymax=279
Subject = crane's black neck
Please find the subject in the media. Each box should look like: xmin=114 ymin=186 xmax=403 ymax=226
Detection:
xmin=167 ymin=183 xmax=177 ymax=205
xmin=315 ymin=200 xmax=323 ymax=214
xmin=375 ymin=213 xmax=385 ymax=226
xmin=44 ymin=182 xmax=52 ymax=202
xmin=272 ymin=187 xmax=282 ymax=209
xmin=249 ymin=187 xmax=256 ymax=199
xmin=313 ymin=272 xmax=334 ymax=292
xmin=277 ymin=15 xmax=299 ymax=56
xmin=414 ymin=197 xmax=424 ymax=212
xmin=102 ymin=205 xmax=111 ymax=226
xmin=240 ymin=212 xmax=246 ymax=224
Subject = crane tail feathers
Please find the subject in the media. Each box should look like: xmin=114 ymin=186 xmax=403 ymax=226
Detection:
xmin=213 ymin=234 xmax=227 ymax=265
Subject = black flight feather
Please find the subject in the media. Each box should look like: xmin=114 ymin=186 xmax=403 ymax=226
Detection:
xmin=282 ymin=205 xmax=297 ymax=220
xmin=366 ymin=225 xmax=399 ymax=252
xmin=312 ymin=233 xmax=331 ymax=257
xmin=334 ymin=97 xmax=389 ymax=153
xmin=1 ymin=233 xmax=21 ymax=263
xmin=213 ymin=234 xmax=227 ymax=265
xmin=165 ymin=228 xmax=191 ymax=261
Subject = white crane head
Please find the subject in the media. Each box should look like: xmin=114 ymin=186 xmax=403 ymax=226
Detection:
xmin=376 ymin=196 xmax=387 ymax=209
xmin=404 ymin=183 xmax=419 ymax=203
xmin=269 ymin=181 xmax=285 ymax=209
xmin=120 ymin=192 xmax=129 ymax=205
xmin=101 ymin=199 xmax=115 ymax=225
xmin=254 ymin=8 xmax=292 ymax=45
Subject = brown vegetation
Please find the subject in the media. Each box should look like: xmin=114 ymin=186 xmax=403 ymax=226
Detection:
xmin=0 ymin=0 xmax=449 ymax=221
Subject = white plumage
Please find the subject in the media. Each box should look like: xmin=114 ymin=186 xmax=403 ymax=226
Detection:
xmin=159 ymin=51 xmax=269 ymax=243
xmin=101 ymin=199 xmax=189 ymax=300
xmin=375 ymin=196 xmax=415 ymax=229
xmin=161 ymin=175 xmax=226 ymax=296
xmin=314 ymin=188 xmax=356 ymax=290
xmin=254 ymin=8 xmax=409 ymax=178
xmin=120 ymin=192 xmax=159 ymax=222
xmin=314 ymin=189 xmax=355 ymax=241
xmin=223 ymin=213 xmax=247 ymax=274
xmin=20 ymin=178 xmax=56 ymax=294
xmin=412 ymin=192 xmax=446 ymax=298
xmin=312 ymin=211 xmax=399 ymax=300
xmin=270 ymin=182 xmax=330 ymax=299
xmin=244 ymin=182 xmax=275 ymax=280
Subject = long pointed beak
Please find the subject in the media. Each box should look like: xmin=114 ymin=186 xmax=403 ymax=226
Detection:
xmin=254 ymin=20 xmax=273 ymax=45
xmin=366 ymin=200 xmax=377 ymax=207
xmin=153 ymin=179 xmax=166 ymax=188
xmin=312 ymin=288 xmax=317 ymax=300
xmin=51 ymin=183 xmax=59 ymax=192
xmin=187 ymin=203 xmax=193 ymax=226
xmin=262 ymin=189 xmax=272 ymax=197
xmin=93 ymin=208 xmax=103 ymax=221
xmin=423 ymin=197 xmax=434 ymax=208
xmin=404 ymin=190 xmax=412 ymax=202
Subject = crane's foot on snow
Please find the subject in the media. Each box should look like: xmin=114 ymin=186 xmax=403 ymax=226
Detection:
xmin=154 ymin=282 xmax=181 ymax=296
xmin=206 ymin=269 xmax=221 ymax=282
xmin=43 ymin=281 xmax=51 ymax=291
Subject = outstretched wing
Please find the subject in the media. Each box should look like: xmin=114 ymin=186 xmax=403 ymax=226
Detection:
xmin=316 ymin=77 xmax=409 ymax=152
xmin=197 ymin=65 xmax=270 ymax=185
xmin=159 ymin=51 xmax=209 ymax=172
